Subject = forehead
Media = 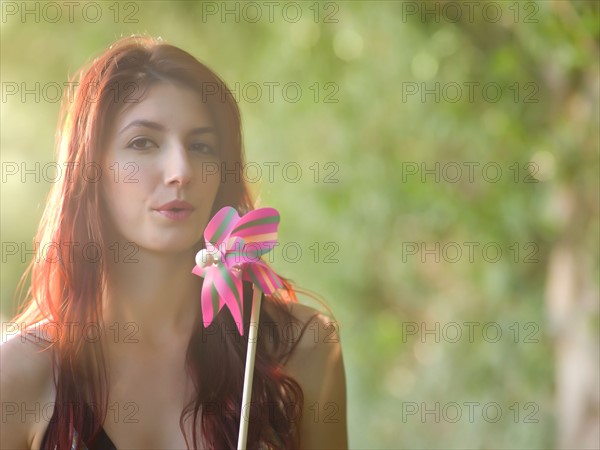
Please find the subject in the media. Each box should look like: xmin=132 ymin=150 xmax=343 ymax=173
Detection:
xmin=112 ymin=82 xmax=214 ymax=131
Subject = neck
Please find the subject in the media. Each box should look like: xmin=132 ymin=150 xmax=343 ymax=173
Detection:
xmin=102 ymin=246 xmax=202 ymax=350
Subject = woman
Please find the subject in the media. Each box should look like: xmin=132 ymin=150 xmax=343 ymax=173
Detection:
xmin=1 ymin=35 xmax=347 ymax=450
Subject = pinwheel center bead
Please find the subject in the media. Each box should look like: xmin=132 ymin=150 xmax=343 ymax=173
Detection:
xmin=195 ymin=248 xmax=222 ymax=267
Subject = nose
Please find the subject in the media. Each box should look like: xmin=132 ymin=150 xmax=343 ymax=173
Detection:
xmin=163 ymin=143 xmax=193 ymax=187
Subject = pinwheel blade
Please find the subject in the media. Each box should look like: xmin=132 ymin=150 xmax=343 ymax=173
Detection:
xmin=230 ymin=207 xmax=280 ymax=255
xmin=200 ymin=267 xmax=224 ymax=327
xmin=213 ymin=262 xmax=244 ymax=335
xmin=243 ymin=261 xmax=284 ymax=295
xmin=204 ymin=207 xmax=240 ymax=248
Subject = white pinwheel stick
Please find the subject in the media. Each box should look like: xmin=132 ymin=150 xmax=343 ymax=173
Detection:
xmin=237 ymin=286 xmax=262 ymax=450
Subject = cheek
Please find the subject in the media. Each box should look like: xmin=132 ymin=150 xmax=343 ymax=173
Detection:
xmin=204 ymin=172 xmax=222 ymax=203
xmin=193 ymin=162 xmax=221 ymax=195
xmin=209 ymin=171 xmax=221 ymax=191
xmin=101 ymin=181 xmax=127 ymax=228
xmin=100 ymin=167 xmax=149 ymax=221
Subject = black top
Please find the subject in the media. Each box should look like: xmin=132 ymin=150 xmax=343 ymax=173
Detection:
xmin=41 ymin=402 xmax=117 ymax=450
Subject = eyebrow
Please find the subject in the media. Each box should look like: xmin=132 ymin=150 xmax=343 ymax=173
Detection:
xmin=119 ymin=120 xmax=216 ymax=136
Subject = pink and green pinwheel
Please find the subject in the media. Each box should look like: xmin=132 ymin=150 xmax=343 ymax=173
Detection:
xmin=192 ymin=206 xmax=284 ymax=335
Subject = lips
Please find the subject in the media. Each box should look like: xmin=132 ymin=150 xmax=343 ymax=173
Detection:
xmin=154 ymin=200 xmax=195 ymax=221
xmin=155 ymin=200 xmax=195 ymax=212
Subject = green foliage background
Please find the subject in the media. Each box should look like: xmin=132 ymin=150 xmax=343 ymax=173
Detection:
xmin=1 ymin=1 xmax=598 ymax=448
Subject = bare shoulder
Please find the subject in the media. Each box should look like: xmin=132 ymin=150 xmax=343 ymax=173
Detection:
xmin=0 ymin=331 xmax=55 ymax=399
xmin=277 ymin=302 xmax=349 ymax=448
xmin=277 ymin=301 xmax=344 ymax=379
xmin=1 ymin=331 xmax=56 ymax=449
xmin=288 ymin=302 xmax=341 ymax=352
xmin=263 ymin=300 xmax=341 ymax=353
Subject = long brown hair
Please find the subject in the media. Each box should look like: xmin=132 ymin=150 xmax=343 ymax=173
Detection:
xmin=12 ymin=34 xmax=313 ymax=449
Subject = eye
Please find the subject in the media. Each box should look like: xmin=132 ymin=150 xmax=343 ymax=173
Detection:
xmin=127 ymin=138 xmax=156 ymax=150
xmin=190 ymin=142 xmax=217 ymax=155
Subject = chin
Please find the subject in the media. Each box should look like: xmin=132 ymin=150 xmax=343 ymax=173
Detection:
xmin=148 ymin=240 xmax=199 ymax=255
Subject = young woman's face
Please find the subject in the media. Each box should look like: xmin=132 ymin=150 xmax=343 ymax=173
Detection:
xmin=100 ymin=82 xmax=221 ymax=254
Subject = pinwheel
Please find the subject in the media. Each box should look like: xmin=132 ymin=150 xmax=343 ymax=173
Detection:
xmin=192 ymin=206 xmax=284 ymax=449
